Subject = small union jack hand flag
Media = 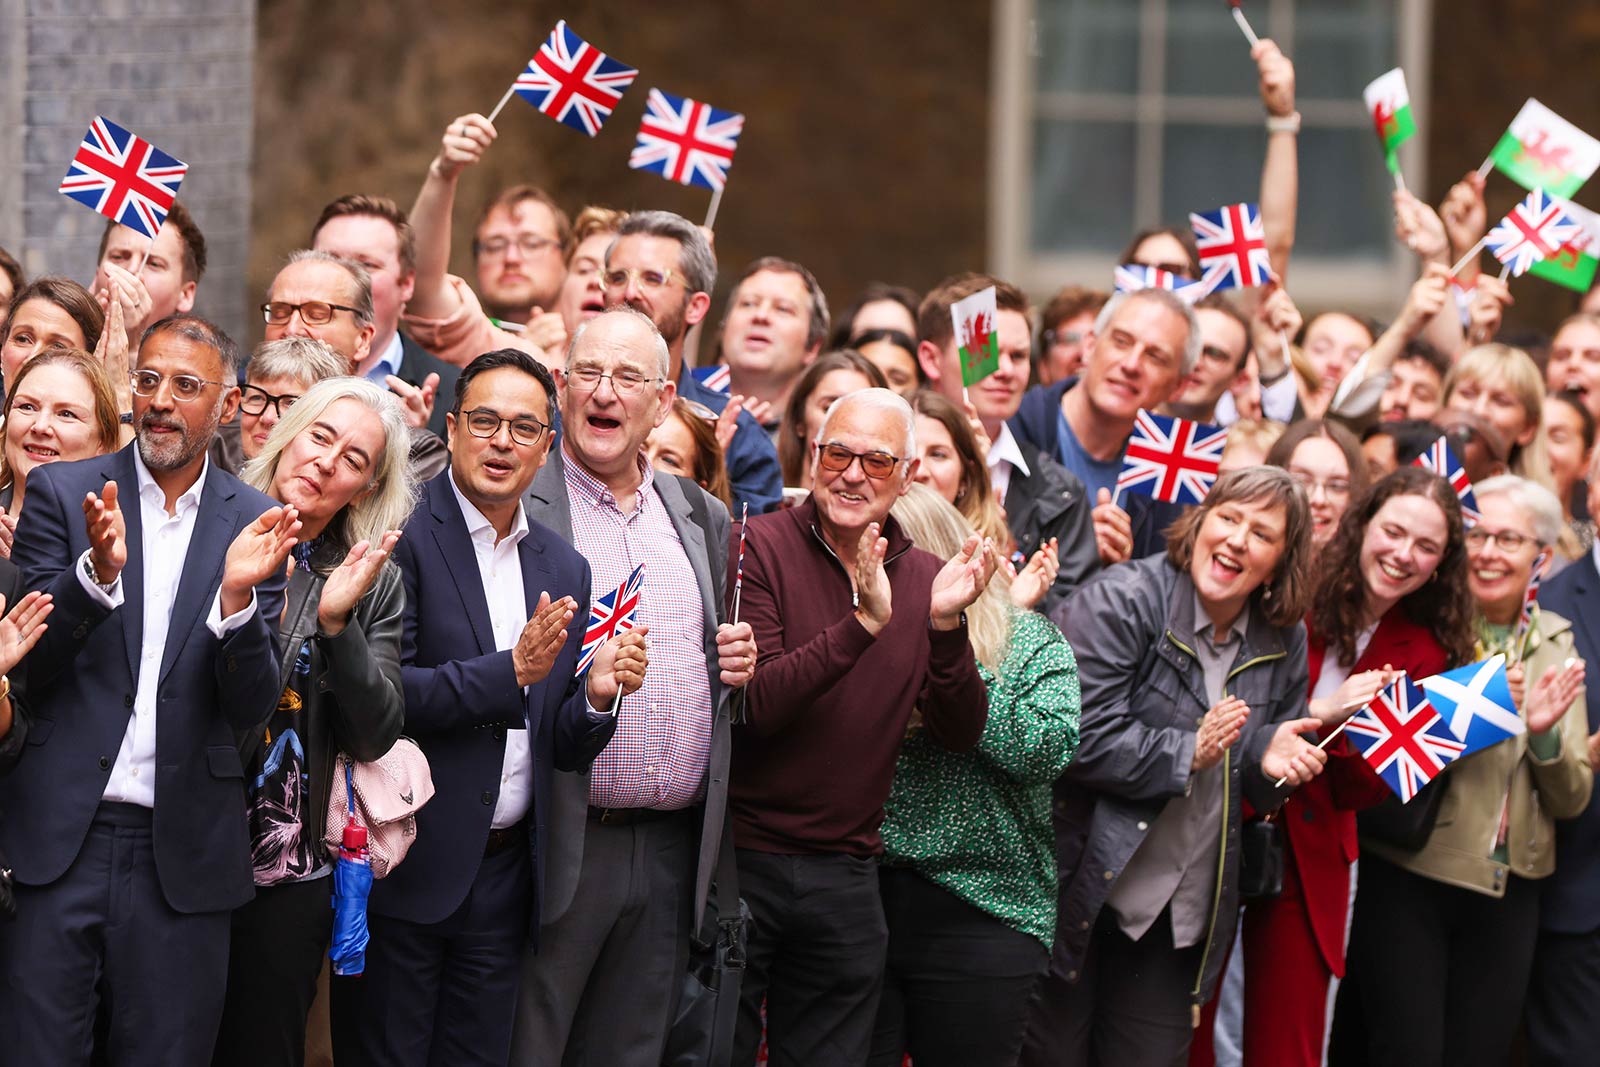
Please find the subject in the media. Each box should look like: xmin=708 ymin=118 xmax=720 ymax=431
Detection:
xmin=630 ymin=88 xmax=745 ymax=192
xmin=1112 ymin=264 xmax=1215 ymax=304
xmin=1344 ymin=676 xmax=1465 ymax=803
xmin=1116 ymin=410 xmax=1227 ymax=506
xmin=1412 ymin=434 xmax=1481 ymax=526
xmin=576 ymin=565 xmax=644 ymax=677
xmin=1189 ymin=202 xmax=1272 ymax=291
xmin=513 ymin=21 xmax=638 ymax=137
xmin=1485 ymin=187 xmax=1581 ymax=278
xmin=59 ymin=117 xmax=188 ymax=241
xmin=690 ymin=365 xmax=731 ymax=394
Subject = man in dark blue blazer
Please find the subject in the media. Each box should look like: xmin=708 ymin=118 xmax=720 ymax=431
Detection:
xmin=333 ymin=349 xmax=640 ymax=1067
xmin=1525 ymin=464 xmax=1600 ymax=1067
xmin=0 ymin=315 xmax=294 ymax=1066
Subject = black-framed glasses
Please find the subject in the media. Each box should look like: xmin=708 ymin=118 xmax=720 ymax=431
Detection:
xmin=239 ymin=383 xmax=301 ymax=418
xmin=261 ymin=300 xmax=361 ymax=326
xmin=815 ymin=441 xmax=905 ymax=481
xmin=602 ymin=267 xmax=678 ymax=292
xmin=129 ymin=369 xmax=227 ymax=403
xmin=475 ymin=234 xmax=562 ymax=259
xmin=564 ymin=365 xmax=663 ymax=397
xmin=460 ymin=407 xmax=548 ymax=447
xmin=1465 ymin=527 xmax=1540 ymax=553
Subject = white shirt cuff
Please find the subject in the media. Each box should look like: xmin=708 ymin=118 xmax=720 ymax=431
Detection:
xmin=75 ymin=549 xmax=124 ymax=609
xmin=208 ymin=587 xmax=258 ymax=638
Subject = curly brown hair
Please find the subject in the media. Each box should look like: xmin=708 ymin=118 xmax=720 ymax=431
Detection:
xmin=1309 ymin=466 xmax=1476 ymax=668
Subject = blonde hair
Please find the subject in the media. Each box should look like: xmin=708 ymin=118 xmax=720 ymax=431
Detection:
xmin=890 ymin=483 xmax=1011 ymax=673
xmin=242 ymin=377 xmax=418 ymax=558
xmin=1442 ymin=344 xmax=1554 ymax=491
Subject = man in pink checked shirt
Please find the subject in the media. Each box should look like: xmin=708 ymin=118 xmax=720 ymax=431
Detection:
xmin=513 ymin=307 xmax=757 ymax=1066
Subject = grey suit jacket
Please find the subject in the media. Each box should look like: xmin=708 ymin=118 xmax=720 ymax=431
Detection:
xmin=525 ymin=448 xmax=733 ymax=931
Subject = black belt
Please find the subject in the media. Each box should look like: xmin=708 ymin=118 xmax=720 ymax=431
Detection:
xmin=587 ymin=805 xmax=684 ymax=827
xmin=484 ymin=820 xmax=526 ymax=856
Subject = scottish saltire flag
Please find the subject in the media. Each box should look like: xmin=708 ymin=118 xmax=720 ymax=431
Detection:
xmin=1344 ymin=677 xmax=1466 ymax=803
xmin=1112 ymin=264 xmax=1213 ymax=304
xmin=690 ymin=365 xmax=731 ymax=394
xmin=59 ymin=117 xmax=188 ymax=240
xmin=1420 ymin=654 xmax=1524 ymax=757
xmin=1412 ymin=435 xmax=1482 ymax=526
xmin=576 ymin=564 xmax=643 ymax=676
xmin=1189 ymin=202 xmax=1271 ymax=291
xmin=629 ymin=89 xmax=744 ymax=191
xmin=512 ymin=21 xmax=638 ymax=136
xmin=1485 ymin=188 xmax=1581 ymax=278
xmin=1116 ymin=410 xmax=1226 ymax=506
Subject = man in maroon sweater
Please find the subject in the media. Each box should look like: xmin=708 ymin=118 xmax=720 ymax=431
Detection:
xmin=730 ymin=387 xmax=996 ymax=1066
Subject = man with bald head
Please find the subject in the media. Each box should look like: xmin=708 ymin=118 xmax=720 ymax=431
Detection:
xmin=731 ymin=387 xmax=996 ymax=1065
xmin=511 ymin=307 xmax=756 ymax=1064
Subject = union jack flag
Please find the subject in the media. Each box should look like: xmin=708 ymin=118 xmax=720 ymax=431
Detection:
xmin=1112 ymin=264 xmax=1214 ymax=304
xmin=1517 ymin=548 xmax=1549 ymax=643
xmin=1189 ymin=202 xmax=1271 ymax=291
xmin=629 ymin=88 xmax=745 ymax=192
xmin=576 ymin=564 xmax=643 ymax=676
xmin=1344 ymin=677 xmax=1465 ymax=803
xmin=691 ymin=364 xmax=731 ymax=394
xmin=513 ymin=21 xmax=638 ymax=137
xmin=1412 ymin=435 xmax=1481 ymax=526
xmin=1485 ymin=188 xmax=1581 ymax=277
xmin=58 ymin=117 xmax=188 ymax=240
xmin=1117 ymin=410 xmax=1226 ymax=506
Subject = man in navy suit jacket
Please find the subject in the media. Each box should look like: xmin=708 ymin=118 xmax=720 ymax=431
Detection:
xmin=0 ymin=315 xmax=294 ymax=1066
xmin=333 ymin=349 xmax=641 ymax=1067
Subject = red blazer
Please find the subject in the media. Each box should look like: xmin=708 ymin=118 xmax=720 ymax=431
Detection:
xmin=1280 ymin=610 xmax=1450 ymax=974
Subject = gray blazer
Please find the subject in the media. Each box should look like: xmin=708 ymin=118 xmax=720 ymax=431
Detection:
xmin=525 ymin=449 xmax=733 ymax=931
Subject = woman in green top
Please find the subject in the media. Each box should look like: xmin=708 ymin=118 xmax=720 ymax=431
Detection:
xmin=868 ymin=483 xmax=1081 ymax=1067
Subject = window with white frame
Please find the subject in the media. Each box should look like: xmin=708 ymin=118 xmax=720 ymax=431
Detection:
xmin=990 ymin=0 xmax=1433 ymax=313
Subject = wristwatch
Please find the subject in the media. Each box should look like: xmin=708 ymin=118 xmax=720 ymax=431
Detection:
xmin=83 ymin=553 xmax=116 ymax=591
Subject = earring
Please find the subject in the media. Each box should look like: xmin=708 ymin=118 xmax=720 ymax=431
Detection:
xmin=1261 ymin=582 xmax=1274 ymax=602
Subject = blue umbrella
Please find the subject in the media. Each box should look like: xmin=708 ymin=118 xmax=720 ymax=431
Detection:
xmin=330 ymin=763 xmax=372 ymax=976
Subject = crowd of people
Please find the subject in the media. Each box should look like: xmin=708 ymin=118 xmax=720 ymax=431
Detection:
xmin=0 ymin=31 xmax=1597 ymax=1067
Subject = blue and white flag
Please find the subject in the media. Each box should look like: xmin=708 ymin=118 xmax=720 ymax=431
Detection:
xmin=1419 ymin=654 xmax=1524 ymax=757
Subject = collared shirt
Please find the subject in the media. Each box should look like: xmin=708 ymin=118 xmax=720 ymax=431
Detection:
xmin=448 ymin=472 xmax=535 ymax=830
xmin=563 ymin=446 xmax=713 ymax=810
xmin=360 ymin=332 xmax=404 ymax=385
xmin=986 ymin=422 xmax=1032 ymax=505
xmin=77 ymin=451 xmax=258 ymax=808
xmin=1107 ymin=590 xmax=1246 ymax=948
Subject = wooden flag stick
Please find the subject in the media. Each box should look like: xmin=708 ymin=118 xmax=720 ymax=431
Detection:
xmin=1272 ymin=715 xmax=1356 ymax=789
xmin=1499 ymin=262 xmax=1512 ymax=283
xmin=130 ymin=232 xmax=156 ymax=277
xmin=1448 ymin=237 xmax=1487 ymax=278
xmin=610 ymin=683 xmax=624 ymax=716
xmin=1476 ymin=155 xmax=1494 ymax=180
xmin=1229 ymin=3 xmax=1261 ymax=47
xmin=704 ymin=184 xmax=725 ymax=231
xmin=486 ymin=84 xmax=518 ymax=126
xmin=730 ymin=502 xmax=749 ymax=625
xmin=1392 ymin=168 xmax=1408 ymax=193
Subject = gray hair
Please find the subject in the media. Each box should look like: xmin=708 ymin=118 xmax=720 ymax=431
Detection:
xmin=567 ymin=305 xmax=671 ymax=378
xmin=816 ymin=387 xmax=917 ymax=457
xmin=242 ymin=376 xmax=418 ymax=557
xmin=1094 ymin=288 xmax=1203 ymax=377
xmin=609 ymin=210 xmax=716 ymax=295
xmin=247 ymin=336 xmax=350 ymax=386
xmin=274 ymin=249 xmax=375 ymax=328
xmin=1472 ymin=474 xmax=1564 ymax=547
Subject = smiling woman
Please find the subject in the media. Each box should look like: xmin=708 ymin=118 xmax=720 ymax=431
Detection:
xmin=0 ymin=348 xmax=120 ymax=519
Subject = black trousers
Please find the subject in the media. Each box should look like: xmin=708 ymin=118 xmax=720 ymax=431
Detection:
xmin=211 ymin=875 xmax=334 ymax=1067
xmin=732 ymin=850 xmax=889 ymax=1067
xmin=1525 ymin=924 xmax=1600 ymax=1067
xmin=1018 ymin=908 xmax=1202 ymax=1067
xmin=1338 ymin=853 xmax=1539 ymax=1067
xmin=331 ymin=839 xmax=532 ymax=1067
xmin=0 ymin=802 xmax=231 ymax=1067
xmin=867 ymin=867 xmax=1047 ymax=1067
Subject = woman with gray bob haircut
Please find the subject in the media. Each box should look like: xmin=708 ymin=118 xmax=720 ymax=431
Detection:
xmin=214 ymin=376 xmax=418 ymax=1067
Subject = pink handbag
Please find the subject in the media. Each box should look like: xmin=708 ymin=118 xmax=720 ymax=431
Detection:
xmin=324 ymin=738 xmax=434 ymax=879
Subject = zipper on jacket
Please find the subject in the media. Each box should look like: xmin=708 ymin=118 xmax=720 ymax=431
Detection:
xmin=808 ymin=522 xmax=910 ymax=608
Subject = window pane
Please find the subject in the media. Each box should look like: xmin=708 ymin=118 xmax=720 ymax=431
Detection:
xmin=1164 ymin=0 xmax=1259 ymax=99
xmin=1296 ymin=127 xmax=1395 ymax=258
xmin=1160 ymin=123 xmax=1266 ymax=233
xmin=1292 ymin=1 xmax=1398 ymax=102
xmin=1031 ymin=119 xmax=1137 ymax=254
xmin=1035 ymin=0 xmax=1140 ymax=95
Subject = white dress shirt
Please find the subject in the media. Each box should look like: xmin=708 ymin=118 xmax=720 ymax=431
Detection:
xmin=77 ymin=452 xmax=258 ymax=808
xmin=449 ymin=473 xmax=535 ymax=830
xmin=986 ymin=422 xmax=1032 ymax=505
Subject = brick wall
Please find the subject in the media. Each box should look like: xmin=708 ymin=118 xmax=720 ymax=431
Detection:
xmin=0 ymin=0 xmax=256 ymax=343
